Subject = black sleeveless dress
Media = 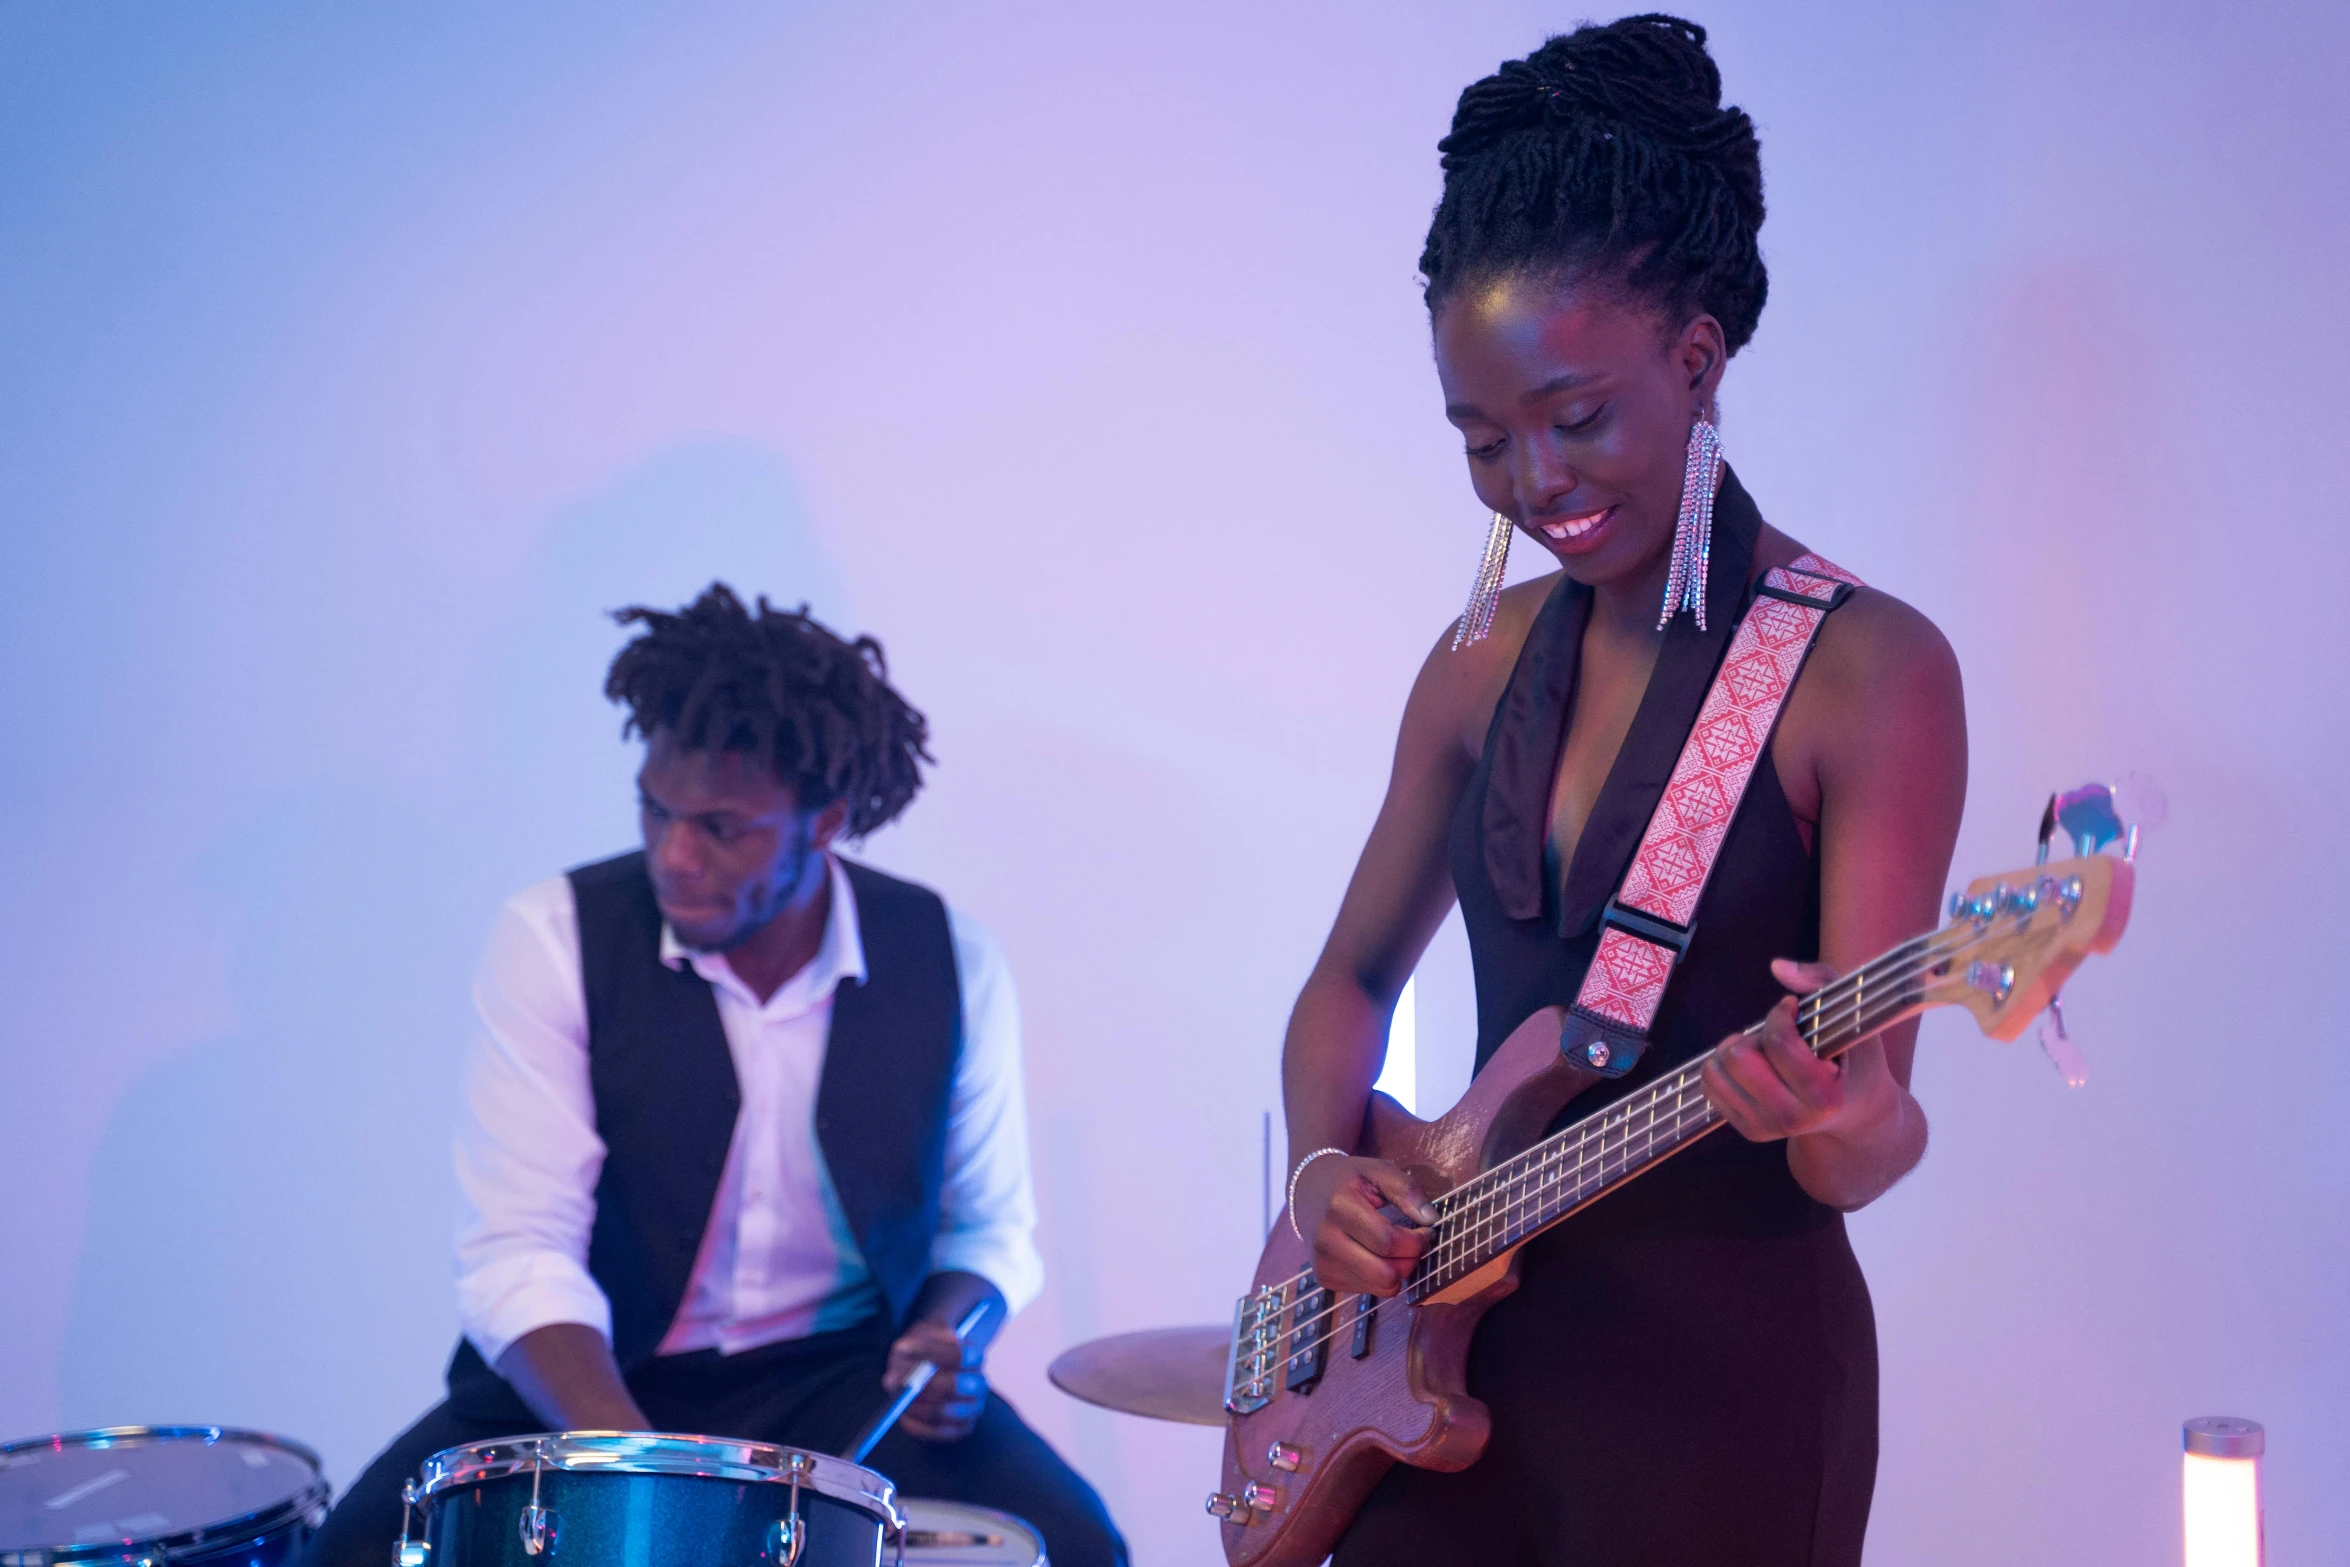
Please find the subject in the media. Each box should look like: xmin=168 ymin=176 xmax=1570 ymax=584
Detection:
xmin=1333 ymin=472 xmax=1878 ymax=1566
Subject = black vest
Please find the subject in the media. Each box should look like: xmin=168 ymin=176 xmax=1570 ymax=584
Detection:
xmin=445 ymin=852 xmax=963 ymax=1412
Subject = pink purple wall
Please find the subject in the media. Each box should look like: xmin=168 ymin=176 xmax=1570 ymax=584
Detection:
xmin=4 ymin=2 xmax=2344 ymax=1560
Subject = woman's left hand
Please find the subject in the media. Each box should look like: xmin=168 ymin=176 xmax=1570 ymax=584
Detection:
xmin=1701 ymin=958 xmax=1856 ymax=1142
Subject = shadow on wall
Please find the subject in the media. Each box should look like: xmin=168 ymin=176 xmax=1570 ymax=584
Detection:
xmin=56 ymin=441 xmax=848 ymax=1483
xmin=55 ymin=786 xmax=482 ymax=1460
xmin=468 ymin=441 xmax=857 ymax=883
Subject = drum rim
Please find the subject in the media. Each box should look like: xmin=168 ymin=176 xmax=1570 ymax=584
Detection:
xmin=416 ymin=1432 xmax=897 ymax=1522
xmin=0 ymin=1426 xmax=329 ymax=1565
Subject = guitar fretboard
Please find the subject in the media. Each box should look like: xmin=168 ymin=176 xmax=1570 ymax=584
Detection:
xmin=1405 ymin=928 xmax=1952 ymax=1301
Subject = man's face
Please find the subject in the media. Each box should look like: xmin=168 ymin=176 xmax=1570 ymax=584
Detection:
xmin=636 ymin=730 xmax=830 ymax=952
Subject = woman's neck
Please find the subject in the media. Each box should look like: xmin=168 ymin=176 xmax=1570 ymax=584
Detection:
xmin=1586 ymin=546 xmax=1676 ymax=642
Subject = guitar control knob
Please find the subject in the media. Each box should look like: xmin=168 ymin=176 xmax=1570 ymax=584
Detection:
xmin=1266 ymin=1442 xmax=1302 ymax=1472
xmin=1243 ymin=1483 xmax=1281 ymax=1512
xmin=1205 ymin=1493 xmax=1237 ymax=1520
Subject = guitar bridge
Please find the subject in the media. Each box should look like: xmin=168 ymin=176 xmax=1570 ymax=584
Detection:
xmin=1223 ymin=1284 xmax=1284 ymax=1414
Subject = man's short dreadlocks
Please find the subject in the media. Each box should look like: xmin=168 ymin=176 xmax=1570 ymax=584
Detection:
xmin=603 ymin=583 xmax=931 ymax=839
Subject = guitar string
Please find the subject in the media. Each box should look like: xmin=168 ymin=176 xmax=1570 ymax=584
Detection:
xmin=1249 ymin=972 xmax=1940 ymax=1372
xmin=1259 ymin=965 xmax=1927 ymax=1363
xmin=1407 ymin=919 xmax=1975 ymax=1281
xmin=1434 ymin=909 xmax=1974 ymax=1231
xmin=1254 ymin=936 xmax=1951 ymax=1356
xmin=1441 ymin=1086 xmax=1718 ymax=1273
xmin=1417 ymin=1065 xmax=1711 ymax=1284
xmin=1412 ymin=948 xmax=1942 ymax=1287
xmin=1247 ymin=1088 xmax=1726 ymax=1376
xmin=1282 ymin=899 xmax=2022 ymax=1308
xmin=1257 ymin=981 xmax=1913 ymax=1378
xmin=1262 ymin=1054 xmax=1903 ymax=1379
xmin=1420 ymin=923 xmax=1951 ymax=1233
xmin=1313 ymin=902 xmax=2012 ymax=1343
xmin=1427 ymin=1056 xmax=1794 ymax=1279
xmin=1245 ymin=905 xmax=2040 ymax=1371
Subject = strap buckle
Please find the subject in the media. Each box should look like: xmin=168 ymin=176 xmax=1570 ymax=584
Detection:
xmin=1598 ymin=900 xmax=1692 ymax=956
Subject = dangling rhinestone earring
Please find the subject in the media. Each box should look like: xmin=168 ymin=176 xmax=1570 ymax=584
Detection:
xmin=1658 ymin=405 xmax=1724 ymax=631
xmin=1453 ymin=511 xmax=1514 ymax=649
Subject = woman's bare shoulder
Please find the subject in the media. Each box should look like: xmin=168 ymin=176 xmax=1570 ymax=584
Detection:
xmin=1776 ymin=553 xmax=1966 ymax=829
xmin=1811 ymin=578 xmax=1961 ymax=711
xmin=1753 ymin=523 xmax=1958 ymax=702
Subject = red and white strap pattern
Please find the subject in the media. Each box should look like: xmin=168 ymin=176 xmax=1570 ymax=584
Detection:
xmin=1574 ymin=554 xmax=1861 ymax=1034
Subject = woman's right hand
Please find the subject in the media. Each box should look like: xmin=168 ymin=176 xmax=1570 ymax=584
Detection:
xmin=1293 ymin=1154 xmax=1439 ymax=1296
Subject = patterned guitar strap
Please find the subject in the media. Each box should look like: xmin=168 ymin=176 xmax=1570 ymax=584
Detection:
xmin=1563 ymin=553 xmax=1865 ymax=1077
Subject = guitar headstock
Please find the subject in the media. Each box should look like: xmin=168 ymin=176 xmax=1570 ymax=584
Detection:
xmin=1920 ymin=854 xmax=2135 ymax=1041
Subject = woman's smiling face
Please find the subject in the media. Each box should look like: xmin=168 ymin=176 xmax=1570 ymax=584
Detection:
xmin=1433 ymin=273 xmax=1726 ymax=597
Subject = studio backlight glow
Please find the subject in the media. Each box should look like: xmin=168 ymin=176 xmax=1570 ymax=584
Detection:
xmin=2182 ymin=1417 xmax=2264 ymax=1567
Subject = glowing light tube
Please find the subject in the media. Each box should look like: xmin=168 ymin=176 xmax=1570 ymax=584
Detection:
xmin=2182 ymin=1416 xmax=2264 ymax=1567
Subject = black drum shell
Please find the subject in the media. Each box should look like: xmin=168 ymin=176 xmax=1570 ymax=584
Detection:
xmin=423 ymin=1469 xmax=884 ymax=1567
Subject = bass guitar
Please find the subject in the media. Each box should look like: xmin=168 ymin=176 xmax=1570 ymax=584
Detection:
xmin=1210 ymin=821 xmax=2137 ymax=1565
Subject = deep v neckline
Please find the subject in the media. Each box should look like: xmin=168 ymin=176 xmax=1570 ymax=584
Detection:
xmin=1477 ymin=466 xmax=1767 ymax=937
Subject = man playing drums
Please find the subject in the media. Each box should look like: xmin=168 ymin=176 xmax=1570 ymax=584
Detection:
xmin=305 ymin=584 xmax=1125 ymax=1567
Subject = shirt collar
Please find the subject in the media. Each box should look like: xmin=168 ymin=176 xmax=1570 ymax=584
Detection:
xmin=659 ymin=853 xmax=868 ymax=1014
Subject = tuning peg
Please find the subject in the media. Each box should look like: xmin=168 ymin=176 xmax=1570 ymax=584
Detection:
xmin=2036 ymin=993 xmax=2088 ymax=1088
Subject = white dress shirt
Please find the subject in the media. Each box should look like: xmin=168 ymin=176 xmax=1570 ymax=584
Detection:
xmin=453 ymin=854 xmax=1043 ymax=1366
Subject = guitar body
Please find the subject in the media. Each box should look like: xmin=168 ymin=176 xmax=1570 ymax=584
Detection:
xmin=1212 ymin=850 xmax=2135 ymax=1566
xmin=1217 ymin=1006 xmax=1602 ymax=1567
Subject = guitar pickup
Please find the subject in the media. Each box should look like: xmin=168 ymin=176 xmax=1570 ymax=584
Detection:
xmin=1284 ymin=1282 xmax=1330 ymax=1392
xmin=1348 ymin=1293 xmax=1375 ymax=1359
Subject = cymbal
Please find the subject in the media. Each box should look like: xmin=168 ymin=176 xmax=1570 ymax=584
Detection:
xmin=1046 ymin=1325 xmax=1231 ymax=1427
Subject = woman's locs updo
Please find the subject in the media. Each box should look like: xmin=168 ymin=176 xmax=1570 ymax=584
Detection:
xmin=1419 ymin=13 xmax=1767 ymax=354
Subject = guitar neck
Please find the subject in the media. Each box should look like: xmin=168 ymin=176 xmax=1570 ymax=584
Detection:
xmin=1406 ymin=930 xmax=1946 ymax=1302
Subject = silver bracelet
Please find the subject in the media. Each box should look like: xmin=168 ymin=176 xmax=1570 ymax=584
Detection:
xmin=1286 ymin=1147 xmax=1349 ymax=1242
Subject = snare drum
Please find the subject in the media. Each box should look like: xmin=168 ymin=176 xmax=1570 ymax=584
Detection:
xmin=892 ymin=1500 xmax=1043 ymax=1567
xmin=0 ymin=1426 xmax=329 ymax=1567
xmin=408 ymin=1433 xmax=897 ymax=1567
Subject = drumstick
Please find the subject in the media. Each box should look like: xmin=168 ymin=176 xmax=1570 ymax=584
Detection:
xmin=842 ymin=1298 xmax=997 ymax=1464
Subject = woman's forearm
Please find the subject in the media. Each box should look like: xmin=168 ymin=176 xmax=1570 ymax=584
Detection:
xmin=1280 ymin=968 xmax=1392 ymax=1167
xmin=1786 ymin=1075 xmax=1928 ymax=1211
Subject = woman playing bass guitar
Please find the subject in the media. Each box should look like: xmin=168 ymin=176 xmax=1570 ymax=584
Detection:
xmin=1282 ymin=17 xmax=1967 ymax=1564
